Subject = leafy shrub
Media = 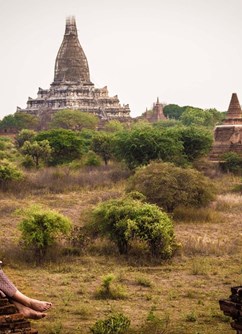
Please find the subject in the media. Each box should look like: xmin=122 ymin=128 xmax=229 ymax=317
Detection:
xmin=95 ymin=273 xmax=127 ymax=300
xmin=21 ymin=155 xmax=36 ymax=169
xmin=15 ymin=129 xmax=36 ymax=148
xmin=112 ymin=126 xmax=183 ymax=169
xmin=92 ymin=196 xmax=176 ymax=257
xmin=220 ymin=152 xmax=242 ymax=174
xmin=127 ymin=161 xmax=215 ymax=212
xmin=18 ymin=205 xmax=72 ymax=263
xmin=21 ymin=140 xmax=52 ymax=167
xmin=171 ymin=126 xmax=213 ymax=162
xmin=35 ymin=129 xmax=84 ymax=165
xmin=82 ymin=150 xmax=102 ymax=167
xmin=90 ymin=313 xmax=130 ymax=334
xmin=0 ymin=151 xmax=7 ymax=159
xmin=91 ymin=132 xmax=114 ymax=165
xmin=0 ymin=159 xmax=23 ymax=189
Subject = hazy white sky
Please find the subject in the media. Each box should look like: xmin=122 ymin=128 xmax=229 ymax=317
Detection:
xmin=1 ymin=0 xmax=242 ymax=119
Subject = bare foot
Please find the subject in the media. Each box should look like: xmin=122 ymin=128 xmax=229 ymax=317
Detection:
xmin=12 ymin=301 xmax=47 ymax=320
xmin=29 ymin=298 xmax=52 ymax=312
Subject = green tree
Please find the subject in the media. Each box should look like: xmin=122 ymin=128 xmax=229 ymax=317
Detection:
xmin=167 ymin=126 xmax=213 ymax=162
xmin=206 ymin=108 xmax=225 ymax=125
xmin=163 ymin=104 xmax=188 ymax=120
xmin=104 ymin=120 xmax=125 ymax=133
xmin=18 ymin=205 xmax=72 ymax=263
xmin=112 ymin=126 xmax=183 ymax=169
xmin=21 ymin=140 xmax=52 ymax=167
xmin=79 ymin=129 xmax=96 ymax=151
xmin=35 ymin=129 xmax=84 ymax=165
xmin=127 ymin=161 xmax=215 ymax=212
xmin=0 ymin=115 xmax=17 ymax=131
xmin=14 ymin=112 xmax=40 ymax=130
xmin=92 ymin=196 xmax=176 ymax=257
xmin=220 ymin=152 xmax=242 ymax=174
xmin=180 ymin=107 xmax=208 ymax=126
xmin=153 ymin=119 xmax=181 ymax=128
xmin=50 ymin=109 xmax=98 ymax=131
xmin=180 ymin=107 xmax=223 ymax=127
xmin=0 ymin=113 xmax=39 ymax=132
xmin=15 ymin=129 xmax=37 ymax=148
xmin=91 ymin=132 xmax=114 ymax=165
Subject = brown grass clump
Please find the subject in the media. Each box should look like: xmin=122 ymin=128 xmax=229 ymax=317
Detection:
xmin=173 ymin=206 xmax=221 ymax=224
xmin=1 ymin=164 xmax=131 ymax=195
xmin=180 ymin=234 xmax=239 ymax=257
xmin=215 ymin=193 xmax=242 ymax=212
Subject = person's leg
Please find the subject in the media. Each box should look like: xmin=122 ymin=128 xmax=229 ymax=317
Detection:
xmin=0 ymin=269 xmax=52 ymax=312
xmin=0 ymin=269 xmax=17 ymax=297
xmin=12 ymin=290 xmax=52 ymax=312
xmin=10 ymin=300 xmax=47 ymax=320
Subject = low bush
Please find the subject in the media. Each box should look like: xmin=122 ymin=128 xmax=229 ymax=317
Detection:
xmin=0 ymin=159 xmax=23 ymax=190
xmin=18 ymin=205 xmax=72 ymax=263
xmin=90 ymin=313 xmax=130 ymax=334
xmin=82 ymin=150 xmax=102 ymax=167
xmin=95 ymin=273 xmax=127 ymax=300
xmin=91 ymin=196 xmax=176 ymax=257
xmin=127 ymin=161 xmax=215 ymax=212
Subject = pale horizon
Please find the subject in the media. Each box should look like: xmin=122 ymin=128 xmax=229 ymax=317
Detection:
xmin=1 ymin=0 xmax=242 ymax=119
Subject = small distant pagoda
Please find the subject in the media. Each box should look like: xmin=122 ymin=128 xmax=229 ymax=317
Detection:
xmin=210 ymin=93 xmax=242 ymax=161
xmin=142 ymin=98 xmax=167 ymax=123
xmin=17 ymin=16 xmax=130 ymax=126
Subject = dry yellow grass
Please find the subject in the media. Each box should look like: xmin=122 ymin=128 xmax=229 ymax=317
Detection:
xmin=0 ymin=174 xmax=241 ymax=334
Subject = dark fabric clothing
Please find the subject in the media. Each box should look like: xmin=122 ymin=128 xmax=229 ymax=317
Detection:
xmin=0 ymin=270 xmax=17 ymax=297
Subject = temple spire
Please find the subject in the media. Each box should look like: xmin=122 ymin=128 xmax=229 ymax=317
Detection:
xmin=65 ymin=16 xmax=78 ymax=36
xmin=227 ymin=93 xmax=242 ymax=119
xmin=53 ymin=16 xmax=92 ymax=85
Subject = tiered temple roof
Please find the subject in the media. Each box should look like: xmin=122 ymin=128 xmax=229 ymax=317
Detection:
xmin=17 ymin=16 xmax=130 ymax=126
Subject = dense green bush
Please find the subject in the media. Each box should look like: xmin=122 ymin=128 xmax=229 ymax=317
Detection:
xmin=0 ymin=159 xmax=23 ymax=186
xmin=92 ymin=196 xmax=176 ymax=257
xmin=127 ymin=162 xmax=215 ymax=212
xmin=82 ymin=150 xmax=102 ymax=167
xmin=220 ymin=152 xmax=242 ymax=174
xmin=112 ymin=126 xmax=183 ymax=169
xmin=171 ymin=126 xmax=213 ymax=162
xmin=35 ymin=129 xmax=84 ymax=165
xmin=18 ymin=205 xmax=72 ymax=263
xmin=90 ymin=313 xmax=130 ymax=334
xmin=91 ymin=132 xmax=114 ymax=165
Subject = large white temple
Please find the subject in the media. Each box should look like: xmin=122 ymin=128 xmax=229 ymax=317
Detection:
xmin=17 ymin=16 xmax=131 ymax=126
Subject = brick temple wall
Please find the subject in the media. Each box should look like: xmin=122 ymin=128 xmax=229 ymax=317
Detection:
xmin=0 ymin=296 xmax=38 ymax=334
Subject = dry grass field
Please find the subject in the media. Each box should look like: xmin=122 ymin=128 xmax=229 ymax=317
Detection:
xmin=0 ymin=168 xmax=241 ymax=334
